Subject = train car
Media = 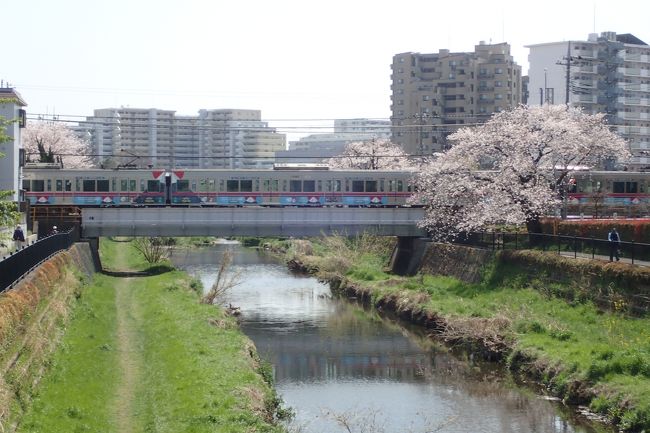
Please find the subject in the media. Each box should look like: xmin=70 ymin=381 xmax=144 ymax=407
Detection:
xmin=567 ymin=170 xmax=650 ymax=216
xmin=22 ymin=164 xmax=416 ymax=208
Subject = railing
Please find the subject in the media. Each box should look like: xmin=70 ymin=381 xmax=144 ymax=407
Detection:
xmin=454 ymin=231 xmax=650 ymax=265
xmin=0 ymin=228 xmax=78 ymax=293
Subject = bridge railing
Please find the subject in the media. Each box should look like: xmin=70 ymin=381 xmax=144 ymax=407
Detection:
xmin=0 ymin=228 xmax=78 ymax=293
xmin=455 ymin=231 xmax=650 ymax=265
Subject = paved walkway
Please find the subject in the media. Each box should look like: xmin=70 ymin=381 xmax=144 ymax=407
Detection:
xmin=558 ymin=250 xmax=650 ymax=267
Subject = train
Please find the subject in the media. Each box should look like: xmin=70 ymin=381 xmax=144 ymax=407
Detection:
xmin=22 ymin=163 xmax=415 ymax=208
xmin=21 ymin=164 xmax=650 ymax=216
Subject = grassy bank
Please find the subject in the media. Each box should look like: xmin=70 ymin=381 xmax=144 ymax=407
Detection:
xmin=285 ymin=235 xmax=650 ymax=432
xmin=18 ymin=238 xmax=284 ymax=433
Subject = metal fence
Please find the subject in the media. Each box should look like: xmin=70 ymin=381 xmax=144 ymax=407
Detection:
xmin=0 ymin=228 xmax=78 ymax=293
xmin=454 ymin=231 xmax=650 ymax=265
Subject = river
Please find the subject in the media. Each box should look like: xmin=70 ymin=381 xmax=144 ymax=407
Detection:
xmin=171 ymin=243 xmax=609 ymax=433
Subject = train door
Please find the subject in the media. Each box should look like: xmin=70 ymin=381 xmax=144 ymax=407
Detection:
xmin=165 ymin=172 xmax=172 ymax=205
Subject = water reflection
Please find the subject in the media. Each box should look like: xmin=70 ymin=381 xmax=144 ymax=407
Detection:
xmin=173 ymin=244 xmax=609 ymax=433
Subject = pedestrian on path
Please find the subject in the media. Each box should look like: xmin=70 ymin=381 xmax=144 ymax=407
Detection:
xmin=12 ymin=225 xmax=25 ymax=250
xmin=608 ymin=227 xmax=620 ymax=262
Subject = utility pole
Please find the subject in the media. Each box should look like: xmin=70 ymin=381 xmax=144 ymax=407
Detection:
xmin=556 ymin=41 xmax=572 ymax=105
xmin=565 ymin=41 xmax=571 ymax=104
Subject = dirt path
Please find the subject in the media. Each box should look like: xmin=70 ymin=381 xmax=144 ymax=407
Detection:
xmin=113 ymin=277 xmax=142 ymax=433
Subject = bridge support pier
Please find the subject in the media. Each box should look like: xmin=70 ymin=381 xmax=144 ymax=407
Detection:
xmin=389 ymin=236 xmax=431 ymax=276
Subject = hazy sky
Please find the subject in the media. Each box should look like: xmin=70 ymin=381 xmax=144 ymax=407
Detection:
xmin=3 ymin=0 xmax=650 ymax=138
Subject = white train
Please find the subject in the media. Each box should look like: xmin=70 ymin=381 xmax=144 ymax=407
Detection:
xmin=22 ymin=164 xmax=415 ymax=207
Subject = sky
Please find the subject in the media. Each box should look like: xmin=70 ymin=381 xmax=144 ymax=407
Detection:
xmin=3 ymin=0 xmax=650 ymax=141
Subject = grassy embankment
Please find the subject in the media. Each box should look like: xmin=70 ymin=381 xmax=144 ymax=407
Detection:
xmin=276 ymin=234 xmax=650 ymax=432
xmin=17 ymin=238 xmax=284 ymax=433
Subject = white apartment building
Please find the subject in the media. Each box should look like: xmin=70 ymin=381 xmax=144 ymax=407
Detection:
xmin=278 ymin=118 xmax=392 ymax=163
xmin=527 ymin=32 xmax=650 ymax=170
xmin=78 ymin=108 xmax=285 ymax=169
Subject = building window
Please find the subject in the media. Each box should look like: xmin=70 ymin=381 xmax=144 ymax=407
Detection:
xmin=495 ymin=68 xmax=503 ymax=74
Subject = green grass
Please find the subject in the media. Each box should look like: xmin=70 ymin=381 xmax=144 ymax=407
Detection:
xmin=18 ymin=274 xmax=119 ymax=433
xmin=99 ymin=237 xmax=150 ymax=271
xmin=18 ymin=239 xmax=284 ymax=432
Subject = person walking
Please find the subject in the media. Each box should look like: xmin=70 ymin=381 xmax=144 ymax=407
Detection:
xmin=608 ymin=227 xmax=620 ymax=262
xmin=12 ymin=225 xmax=25 ymax=250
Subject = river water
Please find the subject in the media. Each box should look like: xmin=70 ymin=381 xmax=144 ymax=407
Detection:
xmin=172 ymin=244 xmax=608 ymax=433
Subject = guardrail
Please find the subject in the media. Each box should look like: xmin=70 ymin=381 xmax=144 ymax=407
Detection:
xmin=454 ymin=231 xmax=650 ymax=265
xmin=0 ymin=228 xmax=78 ymax=293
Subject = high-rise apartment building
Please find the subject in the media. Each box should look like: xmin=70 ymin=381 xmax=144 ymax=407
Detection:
xmin=390 ymin=42 xmax=522 ymax=155
xmin=77 ymin=108 xmax=285 ymax=169
xmin=528 ymin=32 xmax=650 ymax=170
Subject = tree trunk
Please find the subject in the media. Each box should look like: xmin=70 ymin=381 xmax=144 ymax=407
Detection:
xmin=526 ymin=216 xmax=544 ymax=247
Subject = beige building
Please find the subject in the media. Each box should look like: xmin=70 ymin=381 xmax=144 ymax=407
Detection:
xmin=390 ymin=42 xmax=522 ymax=155
xmin=78 ymin=108 xmax=285 ymax=169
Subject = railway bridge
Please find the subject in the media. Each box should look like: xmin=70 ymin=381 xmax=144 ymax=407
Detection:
xmin=80 ymin=207 xmax=427 ymax=238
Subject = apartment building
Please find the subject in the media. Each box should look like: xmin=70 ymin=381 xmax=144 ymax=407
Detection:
xmin=528 ymin=32 xmax=650 ymax=170
xmin=77 ymin=108 xmax=285 ymax=169
xmin=390 ymin=42 xmax=522 ymax=155
xmin=276 ymin=118 xmax=392 ymax=163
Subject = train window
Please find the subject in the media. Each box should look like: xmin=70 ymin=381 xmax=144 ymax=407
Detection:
xmin=146 ymin=180 xmax=159 ymax=192
xmin=282 ymin=180 xmax=287 ymax=192
xmin=240 ymin=180 xmax=253 ymax=192
xmin=352 ymin=181 xmax=364 ymax=192
xmin=365 ymin=181 xmax=377 ymax=192
xmin=209 ymin=179 xmax=216 ymax=191
xmin=120 ymin=179 xmax=128 ymax=192
xmin=332 ymin=180 xmax=341 ymax=192
xmin=613 ymin=182 xmax=625 ymax=193
xmin=290 ymin=180 xmax=301 ymax=192
xmin=22 ymin=180 xmax=30 ymax=191
xmin=255 ymin=179 xmax=259 ymax=192
xmin=198 ymin=179 xmax=208 ymax=192
xmin=219 ymin=180 xmax=224 ymax=192
xmin=317 ymin=180 xmax=322 ymax=192
xmin=97 ymin=180 xmax=109 ymax=192
xmin=380 ymin=180 xmax=385 ymax=192
xmin=32 ymin=180 xmax=45 ymax=192
xmin=303 ymin=180 xmax=316 ymax=192
xmin=112 ymin=178 xmax=116 ymax=192
xmin=227 ymin=180 xmax=239 ymax=192
xmin=397 ymin=180 xmax=404 ymax=192
xmin=191 ymin=181 xmax=196 ymax=191
xmin=177 ymin=180 xmax=190 ymax=192
xmin=129 ymin=180 xmax=136 ymax=192
xmin=345 ymin=180 xmax=350 ymax=192
xmin=65 ymin=179 xmax=71 ymax=192
xmin=47 ymin=179 xmax=52 ymax=192
xmin=76 ymin=178 xmax=81 ymax=191
xmin=627 ymin=182 xmax=638 ymax=193
xmin=140 ymin=180 xmax=145 ymax=192
xmin=83 ymin=180 xmax=95 ymax=192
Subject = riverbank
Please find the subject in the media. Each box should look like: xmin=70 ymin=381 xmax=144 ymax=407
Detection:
xmin=3 ymin=238 xmax=284 ymax=432
xmin=278 ymin=236 xmax=650 ymax=432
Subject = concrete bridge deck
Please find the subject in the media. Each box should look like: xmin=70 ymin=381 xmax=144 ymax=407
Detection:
xmin=81 ymin=207 xmax=427 ymax=237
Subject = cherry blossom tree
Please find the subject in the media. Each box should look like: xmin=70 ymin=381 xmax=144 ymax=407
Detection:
xmin=410 ymin=105 xmax=630 ymax=239
xmin=326 ymin=138 xmax=412 ymax=170
xmin=22 ymin=121 xmax=93 ymax=168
